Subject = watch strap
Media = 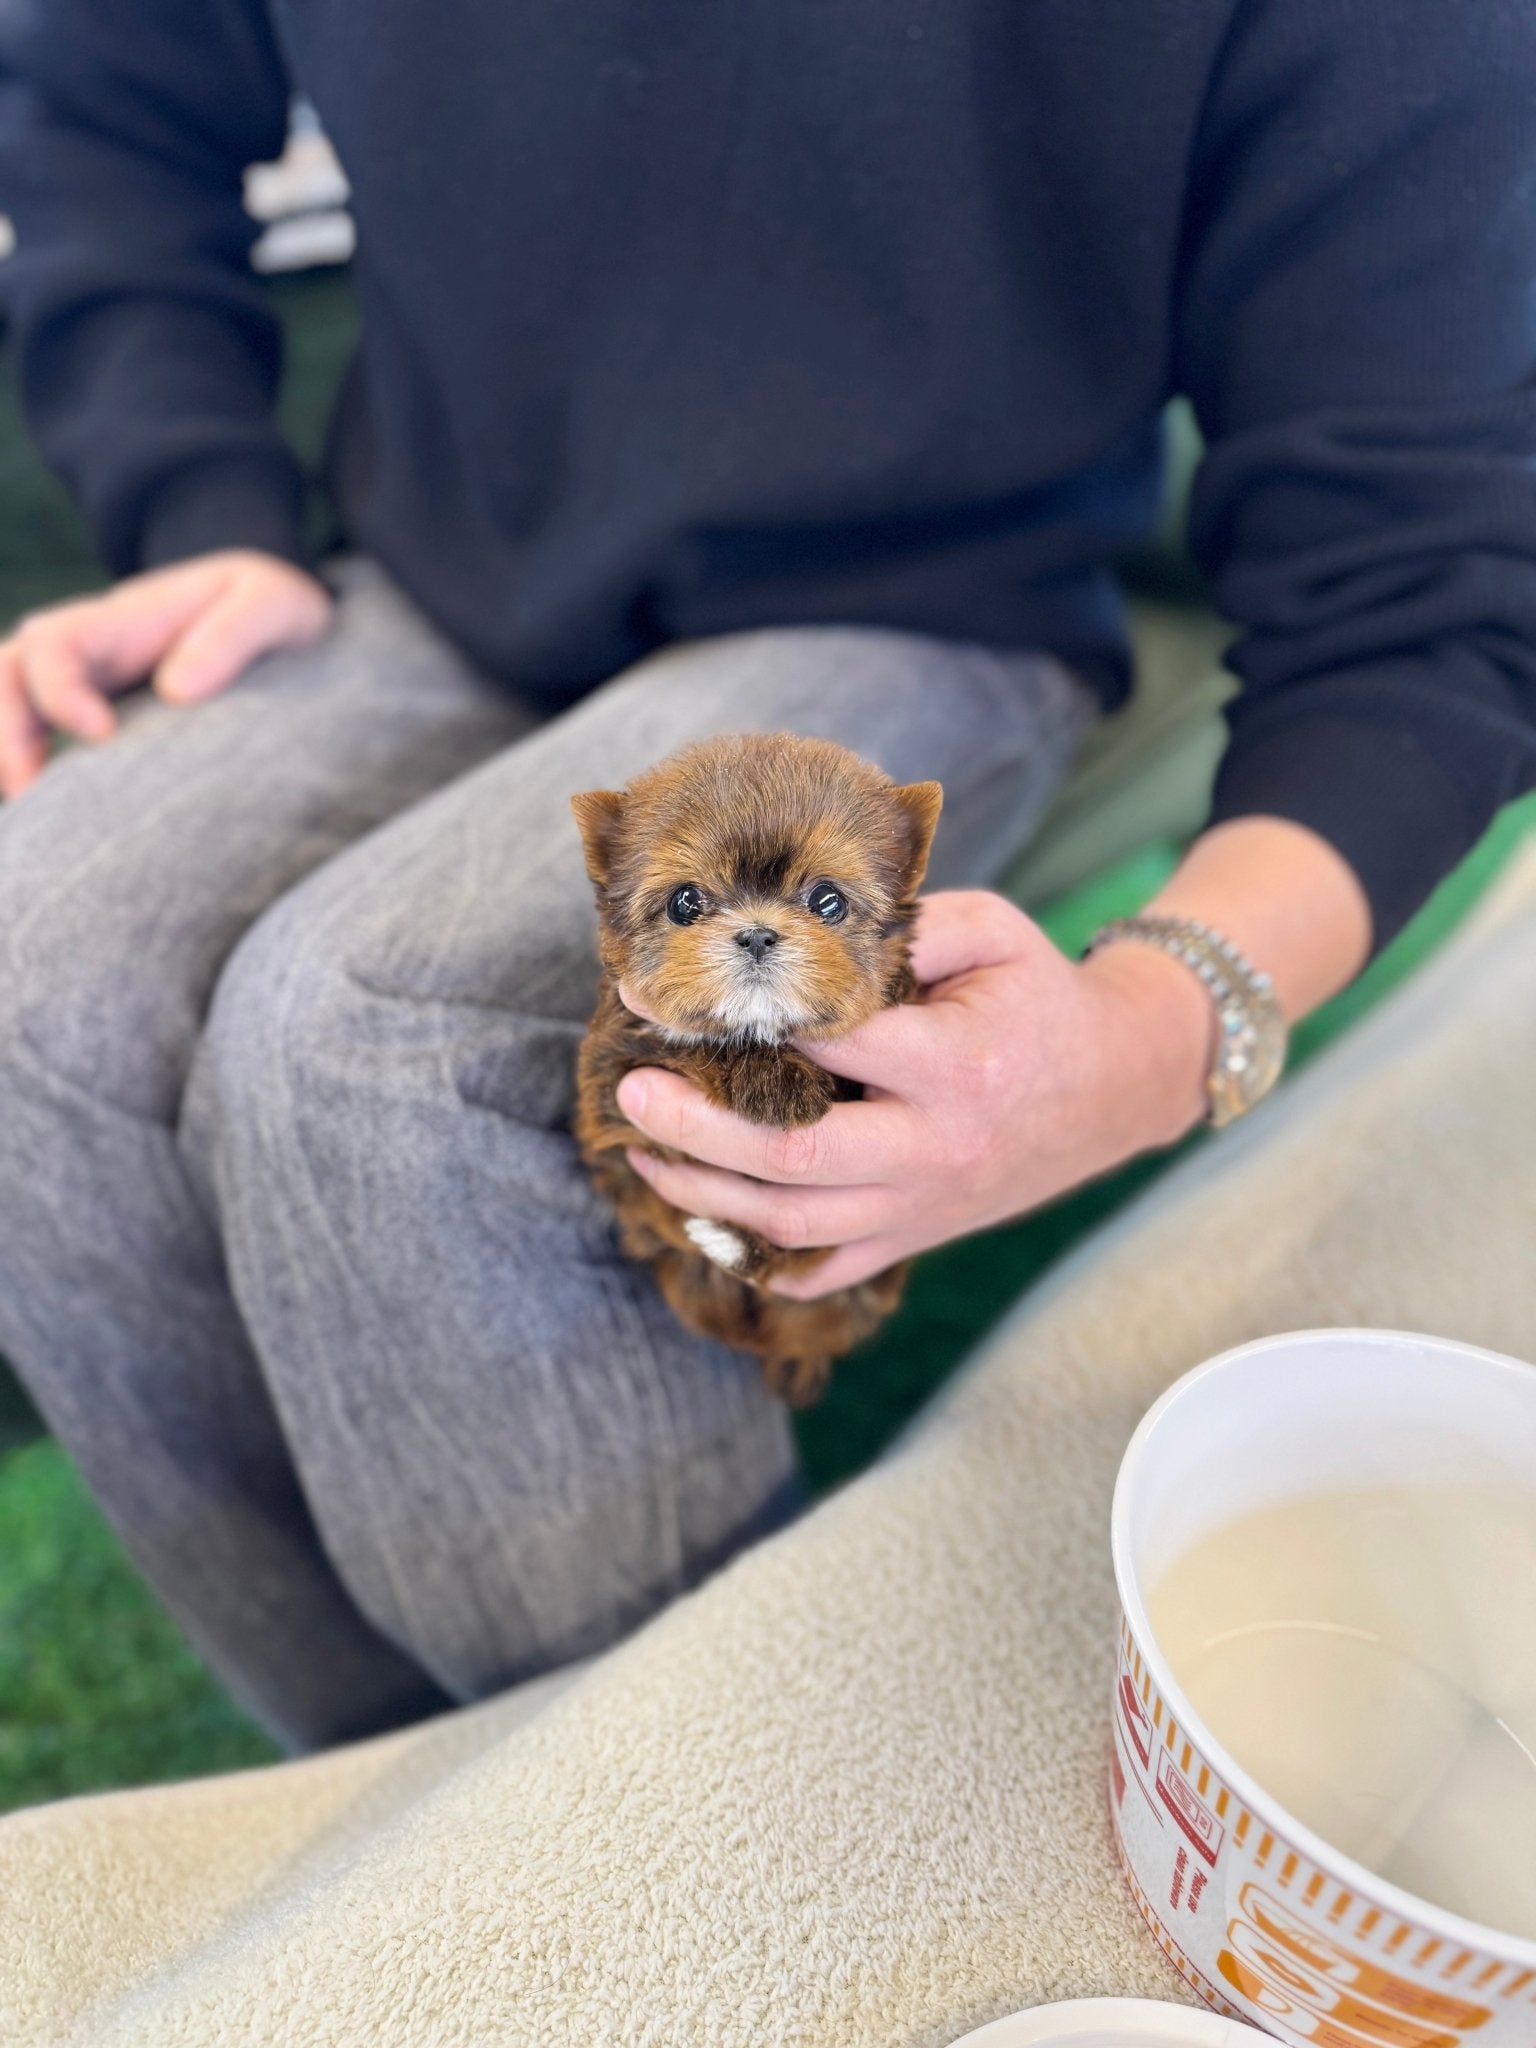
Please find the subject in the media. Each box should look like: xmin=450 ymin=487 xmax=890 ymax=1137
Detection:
xmin=1084 ymin=914 xmax=1288 ymax=1128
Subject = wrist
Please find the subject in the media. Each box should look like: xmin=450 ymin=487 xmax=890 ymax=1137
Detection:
xmin=1078 ymin=940 xmax=1212 ymax=1150
xmin=1144 ymin=817 xmax=1371 ymax=1022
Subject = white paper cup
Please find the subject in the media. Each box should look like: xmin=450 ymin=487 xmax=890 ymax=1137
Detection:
xmin=1109 ymin=1329 xmax=1536 ymax=2048
xmin=948 ymin=1996 xmax=1277 ymax=2048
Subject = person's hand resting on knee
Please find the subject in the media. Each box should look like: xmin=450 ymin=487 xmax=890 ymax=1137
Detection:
xmin=617 ymin=816 xmax=1373 ymax=1295
xmin=0 ymin=550 xmax=332 ymax=798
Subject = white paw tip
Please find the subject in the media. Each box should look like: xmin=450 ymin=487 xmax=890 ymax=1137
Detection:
xmin=684 ymin=1216 xmax=748 ymax=1272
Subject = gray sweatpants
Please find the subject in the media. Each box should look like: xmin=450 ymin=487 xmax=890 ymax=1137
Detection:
xmin=0 ymin=560 xmax=1093 ymax=1750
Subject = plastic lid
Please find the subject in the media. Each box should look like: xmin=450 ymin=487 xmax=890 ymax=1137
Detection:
xmin=947 ymin=1998 xmax=1276 ymax=2048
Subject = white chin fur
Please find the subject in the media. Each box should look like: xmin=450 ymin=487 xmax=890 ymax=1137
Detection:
xmin=651 ymin=993 xmax=806 ymax=1046
xmin=705 ymin=980 xmax=806 ymax=1043
xmin=684 ymin=1216 xmax=749 ymax=1272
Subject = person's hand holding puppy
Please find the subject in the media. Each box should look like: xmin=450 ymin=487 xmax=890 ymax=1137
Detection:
xmin=620 ymin=815 xmax=1372 ymax=1295
xmin=618 ymin=886 xmax=1215 ymax=1299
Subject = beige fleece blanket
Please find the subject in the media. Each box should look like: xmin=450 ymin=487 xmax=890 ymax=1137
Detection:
xmin=5 ymin=843 xmax=1536 ymax=2048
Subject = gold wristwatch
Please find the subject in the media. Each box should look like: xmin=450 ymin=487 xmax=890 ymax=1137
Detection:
xmin=1084 ymin=914 xmax=1288 ymax=1128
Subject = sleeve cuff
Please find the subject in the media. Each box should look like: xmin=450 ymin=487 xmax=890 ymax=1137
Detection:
xmin=134 ymin=454 xmax=314 ymax=575
xmin=1207 ymin=708 xmax=1483 ymax=956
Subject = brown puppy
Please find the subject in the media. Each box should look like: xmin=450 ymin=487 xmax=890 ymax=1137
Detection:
xmin=572 ymin=732 xmax=942 ymax=1408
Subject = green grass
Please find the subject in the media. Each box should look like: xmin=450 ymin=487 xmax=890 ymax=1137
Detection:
xmin=0 ymin=1444 xmax=279 ymax=1807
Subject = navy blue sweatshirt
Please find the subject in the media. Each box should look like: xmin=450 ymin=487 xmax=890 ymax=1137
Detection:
xmin=2 ymin=1 xmax=1534 ymax=946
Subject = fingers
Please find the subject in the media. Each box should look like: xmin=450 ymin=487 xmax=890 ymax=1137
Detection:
xmin=13 ymin=572 xmax=215 ymax=705
xmin=154 ymin=583 xmax=284 ymax=702
xmin=0 ymin=648 xmax=50 ymax=797
xmin=154 ymin=560 xmax=330 ymax=703
xmin=767 ymin=1236 xmax=908 ymax=1299
xmin=0 ymin=569 xmax=213 ymax=785
xmin=615 ymin=1066 xmax=910 ymax=1184
xmin=625 ymin=1128 xmax=911 ymax=1295
xmin=13 ymin=622 xmax=117 ymax=745
xmin=0 ymin=553 xmax=335 ymax=796
xmin=625 ymin=1147 xmax=893 ymax=1249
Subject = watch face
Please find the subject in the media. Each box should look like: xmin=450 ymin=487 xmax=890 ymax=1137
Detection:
xmin=1250 ymin=1005 xmax=1289 ymax=1100
xmin=1217 ymin=1000 xmax=1288 ymax=1115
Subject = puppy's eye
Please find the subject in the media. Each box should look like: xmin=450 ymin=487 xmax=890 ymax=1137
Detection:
xmin=806 ymin=882 xmax=848 ymax=925
xmin=667 ymin=884 xmax=706 ymax=926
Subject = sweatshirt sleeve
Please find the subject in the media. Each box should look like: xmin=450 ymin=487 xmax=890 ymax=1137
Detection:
xmin=1176 ymin=0 xmax=1536 ymax=950
xmin=0 ymin=0 xmax=310 ymax=575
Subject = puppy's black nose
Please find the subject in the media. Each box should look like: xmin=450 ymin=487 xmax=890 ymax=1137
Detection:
xmin=735 ymin=925 xmax=779 ymax=963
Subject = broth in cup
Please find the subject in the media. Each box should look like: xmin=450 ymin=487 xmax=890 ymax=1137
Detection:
xmin=1147 ymin=1481 xmax=1536 ymax=1938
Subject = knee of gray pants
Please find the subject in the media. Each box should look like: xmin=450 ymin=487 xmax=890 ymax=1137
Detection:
xmin=183 ymin=869 xmax=800 ymax=1697
xmin=183 ymin=862 xmax=606 ymax=1255
xmin=0 ymin=754 xmax=187 ymax=1124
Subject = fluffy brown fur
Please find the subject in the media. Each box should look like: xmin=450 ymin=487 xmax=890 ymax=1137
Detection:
xmin=572 ymin=732 xmax=942 ymax=1408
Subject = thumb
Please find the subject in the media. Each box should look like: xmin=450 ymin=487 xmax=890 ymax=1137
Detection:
xmin=907 ymin=889 xmax=1036 ymax=987
xmin=154 ymin=582 xmax=325 ymax=703
xmin=795 ymin=893 xmax=1034 ymax=1085
xmin=791 ymin=998 xmax=939 ymax=1089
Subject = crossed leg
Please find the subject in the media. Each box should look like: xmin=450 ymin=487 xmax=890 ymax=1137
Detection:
xmin=0 ymin=563 xmax=1091 ymax=1743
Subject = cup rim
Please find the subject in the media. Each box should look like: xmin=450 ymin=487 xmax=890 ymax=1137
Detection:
xmin=1109 ymin=1324 xmax=1536 ymax=1970
xmin=946 ymin=1996 xmax=1277 ymax=2048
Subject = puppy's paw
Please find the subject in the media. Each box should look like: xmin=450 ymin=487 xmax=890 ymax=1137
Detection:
xmin=683 ymin=1215 xmax=751 ymax=1273
xmin=774 ymin=1055 xmax=840 ymax=1127
xmin=720 ymin=1048 xmax=836 ymax=1128
xmin=761 ymin=1353 xmax=833 ymax=1408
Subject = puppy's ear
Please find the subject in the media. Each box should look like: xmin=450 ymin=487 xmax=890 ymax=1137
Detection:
xmin=891 ymin=781 xmax=944 ymax=893
xmin=570 ymin=789 xmax=627 ymax=885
